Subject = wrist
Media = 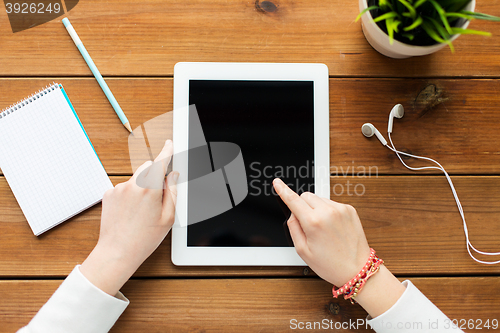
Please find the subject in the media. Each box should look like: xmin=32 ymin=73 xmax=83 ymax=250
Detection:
xmin=333 ymin=248 xmax=382 ymax=299
xmin=353 ymin=264 xmax=406 ymax=318
xmin=80 ymin=243 xmax=137 ymax=297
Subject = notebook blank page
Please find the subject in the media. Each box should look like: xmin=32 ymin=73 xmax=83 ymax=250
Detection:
xmin=0 ymin=85 xmax=113 ymax=235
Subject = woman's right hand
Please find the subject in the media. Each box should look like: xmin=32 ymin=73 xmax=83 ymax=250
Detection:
xmin=272 ymin=178 xmax=371 ymax=287
xmin=273 ymin=178 xmax=406 ymax=318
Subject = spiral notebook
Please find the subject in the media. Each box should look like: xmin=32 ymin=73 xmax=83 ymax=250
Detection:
xmin=0 ymin=83 xmax=113 ymax=236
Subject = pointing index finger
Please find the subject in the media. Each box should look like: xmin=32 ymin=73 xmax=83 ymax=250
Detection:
xmin=273 ymin=178 xmax=312 ymax=222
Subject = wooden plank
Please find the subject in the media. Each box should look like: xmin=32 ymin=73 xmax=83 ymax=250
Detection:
xmin=1 ymin=78 xmax=500 ymax=175
xmin=0 ymin=78 xmax=169 ymax=176
xmin=0 ymin=176 xmax=307 ymax=278
xmin=330 ymin=78 xmax=500 ymax=175
xmin=336 ymin=177 xmax=500 ymax=274
xmin=2 ymin=277 xmax=499 ymax=332
xmin=1 ymin=176 xmax=499 ymax=277
xmin=1 ymin=1 xmax=500 ymax=77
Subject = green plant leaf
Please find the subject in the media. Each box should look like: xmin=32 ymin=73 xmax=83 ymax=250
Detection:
xmin=398 ymin=0 xmax=417 ymax=19
xmin=421 ymin=22 xmax=446 ymax=43
xmin=386 ymin=17 xmax=396 ymax=44
xmin=446 ymin=12 xmax=474 ymax=21
xmin=401 ymin=33 xmax=415 ymax=40
xmin=356 ymin=6 xmax=380 ymax=22
xmin=403 ymin=15 xmax=423 ymax=31
xmin=373 ymin=11 xmax=400 ymax=23
xmin=450 ymin=27 xmax=492 ymax=36
xmin=427 ymin=16 xmax=451 ymax=41
xmin=428 ymin=0 xmax=453 ymax=34
xmin=385 ymin=17 xmax=401 ymax=44
xmin=462 ymin=10 xmax=500 ymax=22
xmin=413 ymin=0 xmax=428 ymax=9
xmin=421 ymin=21 xmax=455 ymax=52
xmin=379 ymin=0 xmax=394 ymax=11
xmin=392 ymin=19 xmax=401 ymax=33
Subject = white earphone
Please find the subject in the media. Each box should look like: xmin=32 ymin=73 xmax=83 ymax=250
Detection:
xmin=362 ymin=104 xmax=500 ymax=265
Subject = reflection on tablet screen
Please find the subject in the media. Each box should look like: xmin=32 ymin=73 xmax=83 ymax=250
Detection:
xmin=188 ymin=80 xmax=314 ymax=247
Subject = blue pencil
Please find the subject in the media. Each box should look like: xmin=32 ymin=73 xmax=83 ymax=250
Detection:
xmin=62 ymin=18 xmax=132 ymax=133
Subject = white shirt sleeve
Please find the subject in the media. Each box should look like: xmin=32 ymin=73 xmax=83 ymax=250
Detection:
xmin=367 ymin=280 xmax=463 ymax=333
xmin=17 ymin=265 xmax=129 ymax=333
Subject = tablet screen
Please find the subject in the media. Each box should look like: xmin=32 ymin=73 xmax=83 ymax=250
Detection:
xmin=188 ymin=80 xmax=314 ymax=247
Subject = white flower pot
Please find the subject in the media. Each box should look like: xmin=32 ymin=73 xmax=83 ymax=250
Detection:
xmin=358 ymin=0 xmax=476 ymax=58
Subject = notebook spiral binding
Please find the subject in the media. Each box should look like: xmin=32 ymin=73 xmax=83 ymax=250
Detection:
xmin=0 ymin=83 xmax=59 ymax=119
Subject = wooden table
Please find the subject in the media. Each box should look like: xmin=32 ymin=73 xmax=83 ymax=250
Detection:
xmin=1 ymin=1 xmax=500 ymax=332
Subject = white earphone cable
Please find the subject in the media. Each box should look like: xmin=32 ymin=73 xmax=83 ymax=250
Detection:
xmin=386 ymin=132 xmax=500 ymax=265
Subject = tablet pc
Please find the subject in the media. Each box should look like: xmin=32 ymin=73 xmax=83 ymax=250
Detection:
xmin=172 ymin=62 xmax=329 ymax=266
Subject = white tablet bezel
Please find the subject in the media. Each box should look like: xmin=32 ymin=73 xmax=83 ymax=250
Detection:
xmin=172 ymin=62 xmax=329 ymax=266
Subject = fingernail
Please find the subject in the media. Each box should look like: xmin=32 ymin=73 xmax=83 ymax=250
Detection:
xmin=169 ymin=171 xmax=179 ymax=185
xmin=165 ymin=139 xmax=172 ymax=146
xmin=273 ymin=178 xmax=283 ymax=193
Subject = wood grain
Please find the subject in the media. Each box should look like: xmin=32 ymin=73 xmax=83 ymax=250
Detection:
xmin=2 ymin=277 xmax=499 ymax=332
xmin=330 ymin=79 xmax=500 ymax=174
xmin=1 ymin=78 xmax=500 ymax=175
xmin=1 ymin=176 xmax=499 ymax=277
xmin=2 ymin=1 xmax=499 ymax=332
xmin=1 ymin=1 xmax=500 ymax=78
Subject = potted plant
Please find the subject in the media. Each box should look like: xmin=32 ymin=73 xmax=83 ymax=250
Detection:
xmin=357 ymin=0 xmax=500 ymax=58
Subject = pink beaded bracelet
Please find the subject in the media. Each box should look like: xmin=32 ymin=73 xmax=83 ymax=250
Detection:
xmin=332 ymin=248 xmax=384 ymax=304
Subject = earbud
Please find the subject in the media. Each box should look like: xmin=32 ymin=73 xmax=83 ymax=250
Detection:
xmin=388 ymin=104 xmax=404 ymax=134
xmin=362 ymin=104 xmax=404 ymax=146
xmin=361 ymin=123 xmax=387 ymax=146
